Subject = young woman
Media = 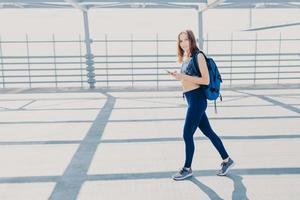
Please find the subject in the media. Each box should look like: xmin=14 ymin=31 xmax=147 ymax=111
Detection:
xmin=168 ymin=30 xmax=235 ymax=181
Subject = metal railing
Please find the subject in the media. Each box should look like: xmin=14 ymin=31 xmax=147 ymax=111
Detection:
xmin=0 ymin=35 xmax=86 ymax=88
xmin=0 ymin=34 xmax=299 ymax=88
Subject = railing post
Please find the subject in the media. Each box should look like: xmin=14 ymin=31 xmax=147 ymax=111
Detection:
xmin=254 ymin=33 xmax=258 ymax=85
xmin=52 ymin=34 xmax=58 ymax=88
xmin=206 ymin=33 xmax=209 ymax=54
xmin=156 ymin=33 xmax=159 ymax=90
xmin=105 ymin=34 xmax=109 ymax=88
xmin=130 ymin=34 xmax=134 ymax=88
xmin=230 ymin=33 xmax=233 ymax=87
xmin=79 ymin=34 xmax=84 ymax=88
xmin=26 ymin=34 xmax=32 ymax=88
xmin=0 ymin=35 xmax=4 ymax=88
xmin=277 ymin=33 xmax=282 ymax=85
xmin=83 ymin=11 xmax=95 ymax=89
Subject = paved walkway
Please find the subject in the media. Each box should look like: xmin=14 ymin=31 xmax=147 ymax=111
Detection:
xmin=0 ymin=86 xmax=299 ymax=200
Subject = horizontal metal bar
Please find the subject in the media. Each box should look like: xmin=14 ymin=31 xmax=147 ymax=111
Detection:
xmin=204 ymin=38 xmax=300 ymax=42
xmin=97 ymin=71 xmax=300 ymax=76
xmin=221 ymin=77 xmax=300 ymax=80
xmin=1 ymin=62 xmax=85 ymax=65
xmin=93 ymin=65 xmax=300 ymax=70
xmin=215 ymin=59 xmax=300 ymax=62
xmin=217 ymin=71 xmax=300 ymax=75
xmin=1 ymin=68 xmax=83 ymax=71
xmin=93 ymin=39 xmax=175 ymax=43
xmin=94 ymin=61 xmax=175 ymax=64
xmin=94 ymin=67 xmax=177 ymax=70
xmin=1 ymin=59 xmax=299 ymax=66
xmin=0 ymin=68 xmax=166 ymax=72
xmin=96 ymin=74 xmax=171 ymax=76
xmin=0 ymin=74 xmax=85 ymax=78
xmin=1 ymin=38 xmax=300 ymax=44
xmin=93 ymin=54 xmax=176 ymax=58
xmin=218 ymin=65 xmax=300 ymax=69
xmin=3 ymin=53 xmax=298 ymax=60
xmin=2 ymin=71 xmax=299 ymax=79
xmin=1 ymin=77 xmax=299 ymax=85
xmin=1 ymin=64 xmax=299 ymax=73
xmin=96 ymin=59 xmax=300 ymax=64
xmin=0 ymin=80 xmax=85 ymax=84
xmin=0 ymin=40 xmax=84 ymax=44
xmin=77 ymin=38 xmax=300 ymax=43
xmin=86 ymin=77 xmax=300 ymax=82
xmin=0 ymin=55 xmax=84 ymax=59
xmin=83 ymin=79 xmax=177 ymax=82
xmin=0 ymin=80 xmax=174 ymax=84
xmin=94 ymin=53 xmax=300 ymax=57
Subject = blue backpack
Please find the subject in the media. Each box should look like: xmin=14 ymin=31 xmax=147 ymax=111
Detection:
xmin=192 ymin=51 xmax=223 ymax=113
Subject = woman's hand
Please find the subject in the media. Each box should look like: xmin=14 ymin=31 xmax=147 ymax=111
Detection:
xmin=170 ymin=71 xmax=185 ymax=81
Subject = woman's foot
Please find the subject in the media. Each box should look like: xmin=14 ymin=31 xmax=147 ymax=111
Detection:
xmin=172 ymin=167 xmax=193 ymax=181
xmin=217 ymin=158 xmax=235 ymax=176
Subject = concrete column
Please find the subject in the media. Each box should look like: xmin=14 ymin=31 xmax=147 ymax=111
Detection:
xmin=197 ymin=9 xmax=204 ymax=50
xmin=83 ymin=10 xmax=95 ymax=89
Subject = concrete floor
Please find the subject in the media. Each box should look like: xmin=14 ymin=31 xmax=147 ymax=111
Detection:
xmin=0 ymin=86 xmax=299 ymax=200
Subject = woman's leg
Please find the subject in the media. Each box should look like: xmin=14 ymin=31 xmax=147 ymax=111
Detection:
xmin=183 ymin=103 xmax=206 ymax=168
xmin=198 ymin=112 xmax=229 ymax=160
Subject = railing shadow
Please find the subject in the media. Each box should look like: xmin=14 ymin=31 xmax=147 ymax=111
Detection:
xmin=48 ymin=92 xmax=116 ymax=200
xmin=226 ymin=173 xmax=249 ymax=200
xmin=189 ymin=176 xmax=224 ymax=200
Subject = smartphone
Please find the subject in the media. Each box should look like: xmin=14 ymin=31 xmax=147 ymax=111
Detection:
xmin=165 ymin=69 xmax=172 ymax=74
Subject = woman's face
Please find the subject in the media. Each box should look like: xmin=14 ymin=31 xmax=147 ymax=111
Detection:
xmin=179 ymin=33 xmax=190 ymax=53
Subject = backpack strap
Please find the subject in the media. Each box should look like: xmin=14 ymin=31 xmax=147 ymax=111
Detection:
xmin=214 ymin=100 xmax=217 ymax=114
xmin=214 ymin=93 xmax=224 ymax=114
xmin=191 ymin=50 xmax=200 ymax=74
xmin=193 ymin=50 xmax=208 ymax=63
xmin=199 ymin=50 xmax=208 ymax=60
xmin=192 ymin=50 xmax=208 ymax=77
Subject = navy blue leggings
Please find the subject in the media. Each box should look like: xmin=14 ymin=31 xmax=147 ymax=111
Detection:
xmin=183 ymin=87 xmax=229 ymax=168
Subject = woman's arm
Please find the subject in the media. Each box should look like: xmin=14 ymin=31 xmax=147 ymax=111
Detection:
xmin=172 ymin=53 xmax=210 ymax=85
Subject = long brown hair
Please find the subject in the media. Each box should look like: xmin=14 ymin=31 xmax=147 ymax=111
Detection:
xmin=177 ymin=30 xmax=199 ymax=63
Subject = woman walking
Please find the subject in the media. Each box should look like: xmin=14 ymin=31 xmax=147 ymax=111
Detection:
xmin=168 ymin=30 xmax=235 ymax=181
